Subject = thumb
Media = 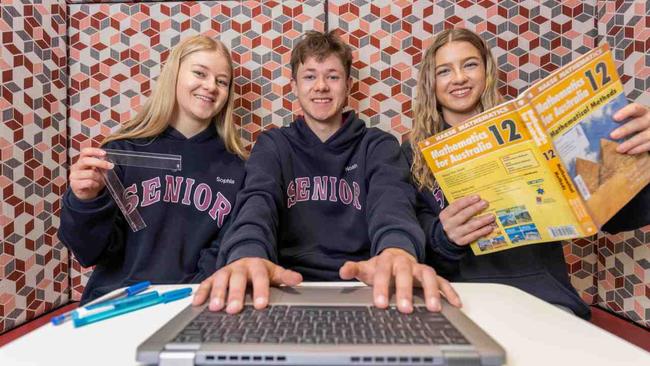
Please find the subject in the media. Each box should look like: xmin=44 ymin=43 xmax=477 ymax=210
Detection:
xmin=339 ymin=261 xmax=359 ymax=280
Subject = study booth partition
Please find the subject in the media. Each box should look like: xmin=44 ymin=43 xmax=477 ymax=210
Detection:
xmin=1 ymin=0 xmax=649 ymax=335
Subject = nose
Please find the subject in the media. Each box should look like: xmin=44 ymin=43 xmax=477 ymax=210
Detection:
xmin=451 ymin=68 xmax=468 ymax=84
xmin=313 ymin=76 xmax=329 ymax=91
xmin=203 ymin=78 xmax=217 ymax=92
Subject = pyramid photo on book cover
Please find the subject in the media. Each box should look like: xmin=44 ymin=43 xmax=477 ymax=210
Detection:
xmin=555 ymin=93 xmax=650 ymax=226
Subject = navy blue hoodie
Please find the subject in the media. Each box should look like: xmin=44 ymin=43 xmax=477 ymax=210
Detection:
xmin=218 ymin=111 xmax=425 ymax=279
xmin=402 ymin=141 xmax=650 ymax=319
xmin=58 ymin=126 xmax=245 ymax=304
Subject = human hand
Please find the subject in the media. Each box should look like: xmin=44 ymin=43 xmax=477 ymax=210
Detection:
xmin=339 ymin=248 xmax=462 ymax=314
xmin=610 ymin=102 xmax=650 ymax=154
xmin=192 ymin=257 xmax=302 ymax=314
xmin=69 ymin=147 xmax=114 ymax=200
xmin=439 ymin=195 xmax=495 ymax=246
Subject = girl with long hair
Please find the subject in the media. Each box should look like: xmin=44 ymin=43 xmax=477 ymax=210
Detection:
xmin=404 ymin=28 xmax=650 ymax=318
xmin=58 ymin=35 xmax=247 ymax=304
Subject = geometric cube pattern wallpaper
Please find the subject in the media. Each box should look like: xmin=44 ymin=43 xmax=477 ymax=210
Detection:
xmin=1 ymin=0 xmax=648 ymax=333
xmin=563 ymin=235 xmax=600 ymax=305
xmin=597 ymin=0 xmax=650 ymax=104
xmin=597 ymin=228 xmax=650 ymax=329
xmin=1 ymin=0 xmax=69 ymax=333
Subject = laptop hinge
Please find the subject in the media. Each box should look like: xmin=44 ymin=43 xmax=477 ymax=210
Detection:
xmin=442 ymin=350 xmax=481 ymax=366
xmin=159 ymin=351 xmax=195 ymax=366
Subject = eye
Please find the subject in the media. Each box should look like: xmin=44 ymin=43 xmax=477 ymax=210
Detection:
xmin=303 ymin=74 xmax=315 ymax=80
xmin=217 ymin=79 xmax=229 ymax=87
xmin=436 ymin=68 xmax=450 ymax=76
xmin=465 ymin=61 xmax=479 ymax=69
xmin=193 ymin=70 xmax=206 ymax=78
xmin=328 ymin=75 xmax=341 ymax=80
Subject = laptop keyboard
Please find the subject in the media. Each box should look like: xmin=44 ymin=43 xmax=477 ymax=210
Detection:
xmin=172 ymin=305 xmax=469 ymax=346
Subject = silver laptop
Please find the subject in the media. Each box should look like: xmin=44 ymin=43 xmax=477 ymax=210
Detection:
xmin=137 ymin=286 xmax=505 ymax=365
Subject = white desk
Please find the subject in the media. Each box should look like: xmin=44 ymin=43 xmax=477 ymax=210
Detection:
xmin=0 ymin=283 xmax=647 ymax=365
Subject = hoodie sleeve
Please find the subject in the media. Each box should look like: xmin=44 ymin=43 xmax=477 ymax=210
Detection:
xmin=365 ymin=134 xmax=426 ymax=262
xmin=413 ymin=190 xmax=469 ymax=261
xmin=57 ymin=187 xmax=127 ymax=267
xmin=216 ymin=133 xmax=283 ymax=267
xmin=192 ymin=212 xmax=233 ymax=282
xmin=601 ymin=183 xmax=650 ymax=234
xmin=400 ymin=141 xmax=468 ymax=261
xmin=192 ymin=174 xmax=246 ymax=282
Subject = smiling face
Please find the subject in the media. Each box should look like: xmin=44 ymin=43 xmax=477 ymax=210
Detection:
xmin=291 ymin=54 xmax=352 ymax=129
xmin=174 ymin=49 xmax=232 ymax=130
xmin=434 ymin=41 xmax=487 ymax=126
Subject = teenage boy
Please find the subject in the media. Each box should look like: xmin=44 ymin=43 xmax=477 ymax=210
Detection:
xmin=193 ymin=31 xmax=461 ymax=314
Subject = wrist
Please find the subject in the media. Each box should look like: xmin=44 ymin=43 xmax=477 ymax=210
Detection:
xmin=380 ymin=247 xmax=416 ymax=262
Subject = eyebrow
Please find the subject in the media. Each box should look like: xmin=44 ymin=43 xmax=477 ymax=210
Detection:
xmin=191 ymin=63 xmax=230 ymax=77
xmin=435 ymin=56 xmax=481 ymax=69
xmin=301 ymin=68 xmax=343 ymax=73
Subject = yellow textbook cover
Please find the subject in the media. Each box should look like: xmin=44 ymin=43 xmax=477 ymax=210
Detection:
xmin=419 ymin=44 xmax=650 ymax=255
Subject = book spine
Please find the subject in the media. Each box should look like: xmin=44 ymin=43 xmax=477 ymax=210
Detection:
xmin=516 ymin=99 xmax=598 ymax=237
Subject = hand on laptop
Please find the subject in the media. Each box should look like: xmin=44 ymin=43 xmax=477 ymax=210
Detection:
xmin=610 ymin=102 xmax=650 ymax=154
xmin=192 ymin=257 xmax=303 ymax=314
xmin=339 ymin=248 xmax=462 ymax=314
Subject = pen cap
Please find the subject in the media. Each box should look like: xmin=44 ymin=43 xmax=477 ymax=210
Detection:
xmin=126 ymin=281 xmax=151 ymax=296
xmin=161 ymin=288 xmax=192 ymax=303
xmin=51 ymin=313 xmax=71 ymax=325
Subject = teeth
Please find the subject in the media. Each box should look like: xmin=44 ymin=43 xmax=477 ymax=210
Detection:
xmin=451 ymin=88 xmax=470 ymax=96
xmin=195 ymin=95 xmax=214 ymax=102
xmin=313 ymin=98 xmax=331 ymax=103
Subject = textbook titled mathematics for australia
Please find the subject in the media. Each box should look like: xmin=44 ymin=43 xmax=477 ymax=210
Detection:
xmin=419 ymin=43 xmax=650 ymax=256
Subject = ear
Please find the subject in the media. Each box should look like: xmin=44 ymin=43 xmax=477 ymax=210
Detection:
xmin=342 ymin=77 xmax=352 ymax=102
xmin=291 ymin=77 xmax=297 ymax=96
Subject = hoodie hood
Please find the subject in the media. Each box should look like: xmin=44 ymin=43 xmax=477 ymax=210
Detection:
xmin=161 ymin=124 xmax=219 ymax=143
xmin=290 ymin=111 xmax=366 ymax=151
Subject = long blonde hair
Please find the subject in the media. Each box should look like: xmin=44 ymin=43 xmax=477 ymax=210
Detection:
xmin=411 ymin=28 xmax=502 ymax=191
xmin=101 ymin=35 xmax=247 ymax=160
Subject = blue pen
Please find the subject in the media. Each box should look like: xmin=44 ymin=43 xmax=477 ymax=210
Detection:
xmin=72 ymin=288 xmax=192 ymax=328
xmin=77 ymin=290 xmax=161 ymax=316
xmin=51 ymin=281 xmax=151 ymax=325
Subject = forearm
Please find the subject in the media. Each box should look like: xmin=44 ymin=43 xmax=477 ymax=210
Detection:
xmin=367 ymin=137 xmax=426 ymax=261
xmin=217 ymin=134 xmax=283 ymax=267
xmin=57 ymin=189 xmax=122 ymax=267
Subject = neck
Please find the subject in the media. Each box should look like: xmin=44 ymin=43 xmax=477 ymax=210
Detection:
xmin=442 ymin=109 xmax=478 ymax=127
xmin=304 ymin=115 xmax=343 ymax=142
xmin=170 ymin=116 xmax=211 ymax=139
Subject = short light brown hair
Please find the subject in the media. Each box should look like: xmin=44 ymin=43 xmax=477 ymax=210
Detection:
xmin=290 ymin=30 xmax=352 ymax=79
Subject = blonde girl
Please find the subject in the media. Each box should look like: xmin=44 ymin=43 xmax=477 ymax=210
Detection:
xmin=59 ymin=35 xmax=247 ymax=304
